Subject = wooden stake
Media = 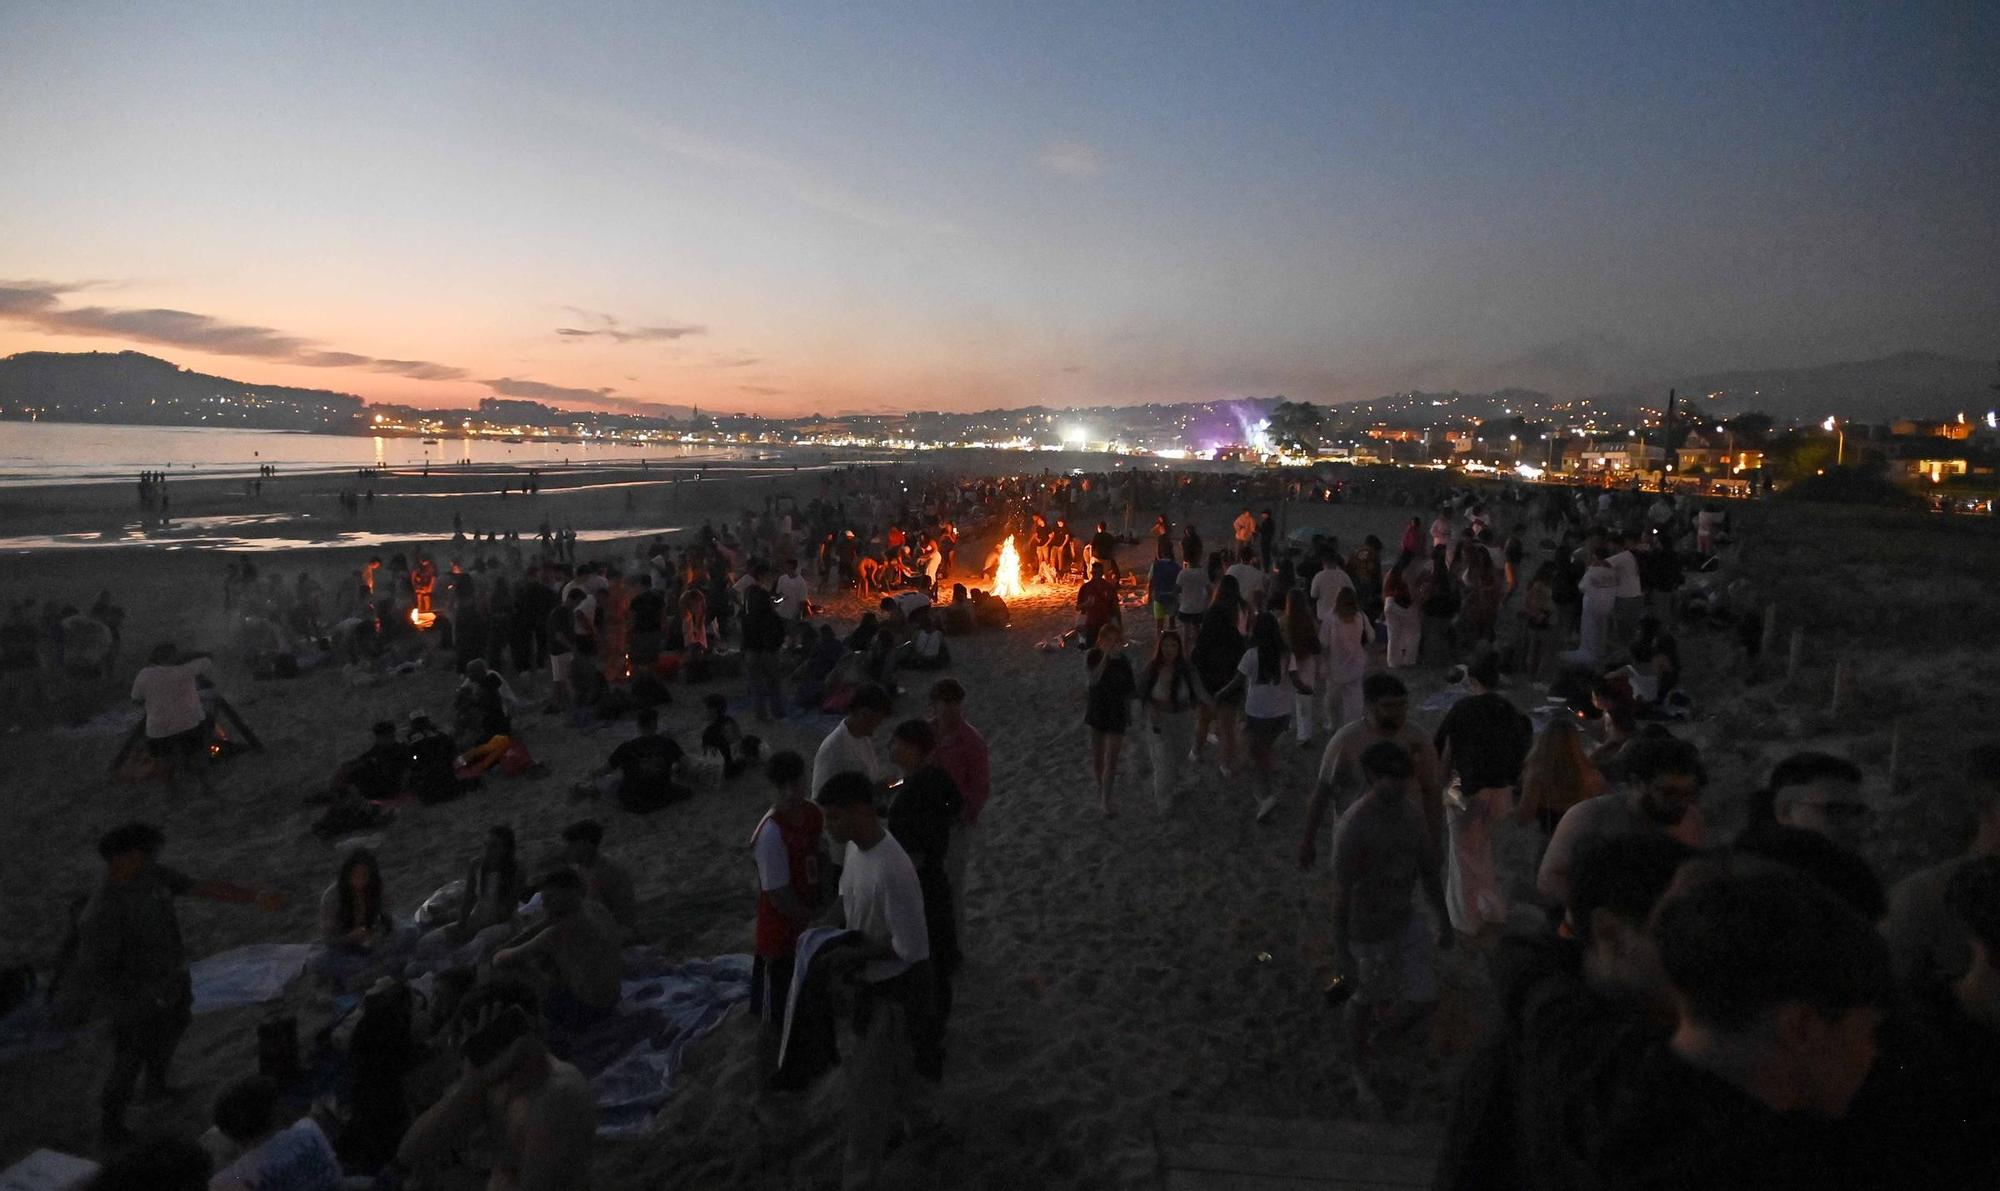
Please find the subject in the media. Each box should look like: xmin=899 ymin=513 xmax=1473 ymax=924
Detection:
xmin=1787 ymin=626 xmax=1805 ymax=683
xmin=1887 ymin=719 xmax=1901 ymax=795
xmin=1829 ymin=655 xmax=1853 ymax=716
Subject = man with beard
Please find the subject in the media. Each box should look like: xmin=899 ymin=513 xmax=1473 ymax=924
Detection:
xmin=1538 ymin=731 xmax=1706 ymax=906
xmin=1304 ymin=673 xmax=1444 ymax=849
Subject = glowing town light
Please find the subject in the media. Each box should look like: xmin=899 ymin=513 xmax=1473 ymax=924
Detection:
xmin=1062 ymin=427 xmax=1088 ymax=448
xmin=991 ymin=535 xmax=1026 ymax=599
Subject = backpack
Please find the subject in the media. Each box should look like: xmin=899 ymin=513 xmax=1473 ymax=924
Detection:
xmin=407 ymin=733 xmax=462 ymax=803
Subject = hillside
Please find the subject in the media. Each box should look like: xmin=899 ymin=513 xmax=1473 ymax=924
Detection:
xmin=0 ymin=350 xmax=365 ymax=431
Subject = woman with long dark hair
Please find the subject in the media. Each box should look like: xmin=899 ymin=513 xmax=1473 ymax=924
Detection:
xmin=1139 ymin=629 xmax=1204 ymax=811
xmin=1084 ymin=621 xmax=1137 ymax=817
xmin=1211 ymin=611 xmax=1312 ymax=822
xmin=1383 ymin=552 xmax=1423 ymax=669
xmin=1281 ymin=590 xmax=1322 ymax=746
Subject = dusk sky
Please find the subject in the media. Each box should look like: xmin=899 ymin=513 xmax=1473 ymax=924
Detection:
xmin=2 ymin=2 xmax=1994 ymax=416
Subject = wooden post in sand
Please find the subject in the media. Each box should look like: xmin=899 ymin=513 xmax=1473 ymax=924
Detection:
xmin=1887 ymin=719 xmax=1902 ymax=795
xmin=1760 ymin=604 xmax=1779 ymax=659
xmin=1829 ymin=655 xmax=1854 ymax=715
xmin=1787 ymin=627 xmax=1805 ymax=683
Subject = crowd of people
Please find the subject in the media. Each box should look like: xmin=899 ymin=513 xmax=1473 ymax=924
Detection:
xmin=23 ymin=462 xmax=1997 ymax=1190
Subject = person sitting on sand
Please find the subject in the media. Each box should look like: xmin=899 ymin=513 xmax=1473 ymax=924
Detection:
xmin=573 ymin=706 xmax=689 ymax=812
xmin=332 ymin=720 xmax=409 ymax=802
xmin=319 ymin=847 xmax=399 ymax=959
xmin=791 ymin=623 xmax=846 ymax=710
xmin=701 ymin=692 xmax=762 ymax=779
xmin=897 ymin=608 xmax=951 ymax=671
xmin=129 ymin=642 xmax=219 ymax=797
xmin=416 ymin=826 xmax=524 ymax=969
xmin=971 ymin=587 xmax=1009 ymax=630
xmin=559 ymin=819 xmax=638 ymax=938
xmin=396 ymin=980 xmax=597 ymax=1189
xmin=201 ymin=1073 xmax=346 ymax=1191
xmin=492 ymin=868 xmax=623 ymax=1030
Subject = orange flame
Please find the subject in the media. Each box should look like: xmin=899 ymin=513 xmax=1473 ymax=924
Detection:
xmin=409 ymin=608 xmax=438 ymax=630
xmin=992 ymin=534 xmax=1025 ymax=599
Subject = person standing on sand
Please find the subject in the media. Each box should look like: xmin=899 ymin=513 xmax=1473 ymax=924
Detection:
xmin=56 ymin=823 xmax=285 ymax=1145
xmin=1139 ymin=629 xmax=1203 ymax=812
xmin=1084 ymin=621 xmax=1138 ymax=817
xmin=1883 ymin=743 xmax=2000 ymax=990
xmin=1432 ymin=654 xmax=1532 ymax=941
xmin=1233 ymin=508 xmax=1257 ymax=556
xmin=748 ymin=751 xmax=825 ymax=1084
xmin=1306 ymin=673 xmax=1444 ymax=847
xmin=130 ymin=643 xmax=219 ymax=797
xmin=812 ymin=682 xmax=891 ymax=797
xmin=928 ymin=679 xmax=989 ymax=942
xmin=1210 ymin=611 xmax=1312 ymax=823
xmin=814 ymin=772 xmax=938 ymax=1191
xmin=1301 ymin=742 xmax=1452 ymax=1114
xmin=1537 ymin=732 xmax=1706 ymax=906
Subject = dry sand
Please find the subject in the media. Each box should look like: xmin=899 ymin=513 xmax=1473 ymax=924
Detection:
xmin=1 ymin=461 xmax=1991 ymax=1188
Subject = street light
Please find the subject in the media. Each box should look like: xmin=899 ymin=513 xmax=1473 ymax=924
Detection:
xmin=1822 ymin=416 xmax=1844 ymax=466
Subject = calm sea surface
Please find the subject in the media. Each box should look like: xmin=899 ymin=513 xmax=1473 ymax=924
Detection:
xmin=0 ymin=420 xmax=760 ymax=486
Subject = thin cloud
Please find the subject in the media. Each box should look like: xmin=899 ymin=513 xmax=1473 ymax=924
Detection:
xmin=738 ymin=384 xmax=786 ymax=397
xmin=711 ymin=354 xmax=762 ymax=369
xmin=0 ymin=279 xmax=468 ymax=381
xmin=540 ymin=93 xmax=961 ymax=238
xmin=483 ymin=377 xmax=615 ymax=404
xmin=1037 ymin=141 xmax=1105 ymax=178
xmin=554 ymin=307 xmax=704 ymax=344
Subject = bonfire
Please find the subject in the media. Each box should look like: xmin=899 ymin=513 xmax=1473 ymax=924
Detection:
xmin=408 ymin=608 xmax=438 ymax=630
xmin=991 ymin=534 xmax=1026 ymax=599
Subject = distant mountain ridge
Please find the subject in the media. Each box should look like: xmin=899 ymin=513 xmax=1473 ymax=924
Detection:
xmin=0 ymin=349 xmax=364 ymax=431
xmin=1640 ymin=351 xmax=1997 ymax=423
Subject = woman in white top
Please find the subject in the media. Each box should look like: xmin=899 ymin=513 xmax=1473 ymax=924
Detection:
xmin=1382 ymin=558 xmax=1423 ymax=669
xmin=1138 ymin=630 xmax=1205 ymax=812
xmin=1282 ymin=592 xmax=1323 ymax=746
xmin=1209 ymin=612 xmax=1312 ymax=823
xmin=1319 ymin=587 xmax=1375 ymax=730
xmin=1576 ymin=549 xmax=1621 ymax=664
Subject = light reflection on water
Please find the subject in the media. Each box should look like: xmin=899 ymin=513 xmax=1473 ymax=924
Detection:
xmin=0 ymin=522 xmax=685 ymax=554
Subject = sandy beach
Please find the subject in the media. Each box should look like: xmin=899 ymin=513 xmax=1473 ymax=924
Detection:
xmin=2 ymin=457 xmax=1994 ymax=1188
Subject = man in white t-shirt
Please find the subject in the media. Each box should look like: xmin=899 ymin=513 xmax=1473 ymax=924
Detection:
xmin=1308 ymin=551 xmax=1354 ymax=617
xmin=773 ymin=556 xmax=813 ymax=648
xmin=1174 ymin=558 xmax=1211 ymax=629
xmin=812 ymin=683 xmax=892 ymax=796
xmin=130 ymin=644 xmax=218 ymax=796
xmin=815 ymin=771 xmax=934 ymax=1186
xmin=1607 ymin=531 xmax=1644 ymax=642
xmin=1224 ymin=546 xmax=1266 ymax=612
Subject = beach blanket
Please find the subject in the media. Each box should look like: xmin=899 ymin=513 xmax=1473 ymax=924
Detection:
xmin=191 ymin=943 xmax=320 ymax=1014
xmin=574 ymin=950 xmax=752 ymax=1136
xmin=0 ymin=999 xmax=87 ymax=1068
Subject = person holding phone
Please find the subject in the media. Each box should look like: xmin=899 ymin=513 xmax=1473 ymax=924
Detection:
xmin=396 ymin=982 xmax=597 ymax=1191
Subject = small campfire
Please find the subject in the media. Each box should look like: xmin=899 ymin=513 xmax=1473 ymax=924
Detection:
xmin=408 ymin=608 xmax=438 ymax=631
xmin=991 ymin=534 xmax=1026 ymax=599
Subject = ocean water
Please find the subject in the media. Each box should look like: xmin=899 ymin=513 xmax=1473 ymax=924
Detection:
xmin=0 ymin=420 xmax=763 ymax=485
